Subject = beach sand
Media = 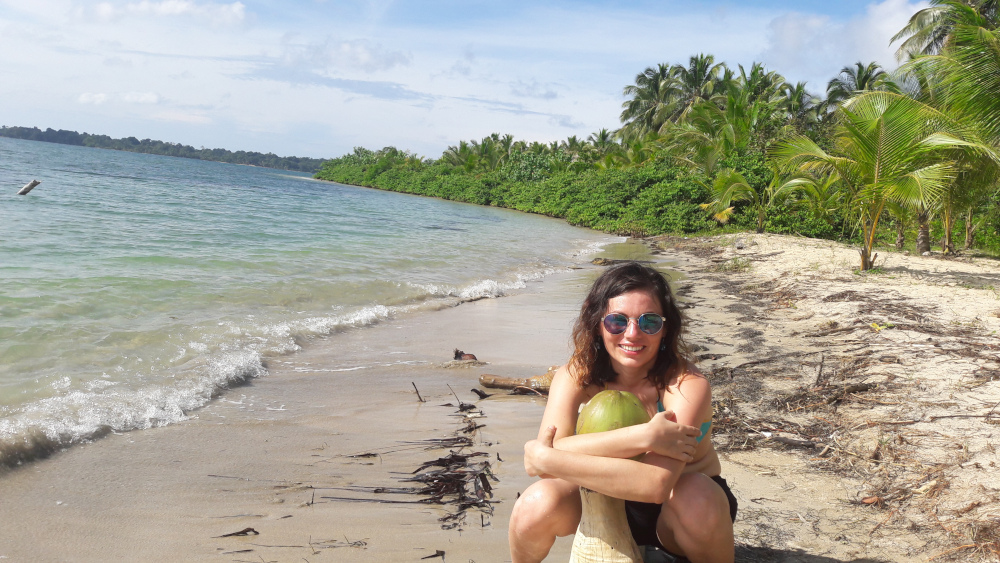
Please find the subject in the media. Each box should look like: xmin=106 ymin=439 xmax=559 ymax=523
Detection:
xmin=0 ymin=243 xmax=647 ymax=562
xmin=2 ymin=235 xmax=999 ymax=562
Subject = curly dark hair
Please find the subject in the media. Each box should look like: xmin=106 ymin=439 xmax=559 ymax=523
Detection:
xmin=569 ymin=261 xmax=687 ymax=390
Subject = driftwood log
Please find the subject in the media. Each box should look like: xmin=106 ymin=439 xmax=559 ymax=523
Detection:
xmin=478 ymin=367 xmax=556 ymax=394
xmin=17 ymin=180 xmax=40 ymax=195
xmin=454 ymin=348 xmax=478 ymax=361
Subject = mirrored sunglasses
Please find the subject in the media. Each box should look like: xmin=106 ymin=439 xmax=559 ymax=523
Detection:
xmin=602 ymin=313 xmax=664 ymax=335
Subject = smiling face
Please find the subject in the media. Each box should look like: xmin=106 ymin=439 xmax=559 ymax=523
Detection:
xmin=601 ymin=289 xmax=665 ymax=379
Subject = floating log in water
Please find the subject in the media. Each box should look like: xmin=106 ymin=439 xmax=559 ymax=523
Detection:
xmin=17 ymin=180 xmax=40 ymax=195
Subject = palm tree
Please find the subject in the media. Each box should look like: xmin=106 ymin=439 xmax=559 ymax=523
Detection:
xmin=892 ymin=0 xmax=1000 ymax=60
xmin=781 ymin=82 xmax=824 ymax=130
xmin=588 ymin=128 xmax=617 ymax=157
xmin=826 ymin=62 xmax=900 ymax=107
xmin=700 ymin=166 xmax=806 ymax=233
xmin=937 ymin=152 xmax=1000 ymax=252
xmin=904 ymin=14 xmax=1000 ymax=251
xmin=773 ymin=91 xmax=975 ymax=270
xmin=665 ymin=77 xmax=788 ymax=176
xmin=620 ymin=55 xmax=729 ymax=136
xmin=737 ymin=62 xmax=786 ymax=106
xmin=560 ymin=135 xmax=588 ymax=162
xmin=620 ymin=63 xmax=673 ymax=136
xmin=783 ymin=171 xmax=845 ymax=226
xmin=664 ymin=54 xmax=727 ymax=122
xmin=442 ymin=140 xmax=478 ymax=171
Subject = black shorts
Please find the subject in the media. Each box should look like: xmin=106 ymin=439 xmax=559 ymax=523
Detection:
xmin=624 ymin=475 xmax=737 ymax=552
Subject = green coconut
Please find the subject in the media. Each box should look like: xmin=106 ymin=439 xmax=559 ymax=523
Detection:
xmin=570 ymin=389 xmax=651 ymax=563
xmin=576 ymin=390 xmax=650 ymax=435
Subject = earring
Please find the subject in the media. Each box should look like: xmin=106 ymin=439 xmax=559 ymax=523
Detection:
xmin=595 ymin=340 xmax=603 ymax=351
xmin=660 ymin=341 xmax=667 ymax=351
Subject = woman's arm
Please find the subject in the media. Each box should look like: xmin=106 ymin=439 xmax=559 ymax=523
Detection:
xmin=554 ymin=410 xmax=700 ymax=461
xmin=525 ymin=425 xmax=684 ymax=504
xmin=539 ymin=366 xmax=701 ymax=462
xmin=661 ymin=366 xmax=714 ymax=454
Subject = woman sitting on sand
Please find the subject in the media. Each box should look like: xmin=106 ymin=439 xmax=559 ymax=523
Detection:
xmin=509 ymin=262 xmax=736 ymax=563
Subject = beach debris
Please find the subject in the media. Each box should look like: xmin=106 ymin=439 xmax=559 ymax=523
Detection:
xmin=17 ymin=179 xmax=40 ymax=195
xmin=470 ymin=388 xmax=492 ymax=400
xmin=590 ymin=257 xmax=653 ymax=266
xmin=420 ymin=550 xmax=446 ymax=560
xmin=479 ymin=367 xmax=556 ymax=394
xmin=319 ymin=392 xmax=497 ymax=531
xmin=453 ymin=349 xmax=477 ymax=361
xmin=412 ymin=381 xmax=425 ymax=402
xmin=445 ymin=383 xmax=476 ymax=412
xmin=215 ymin=527 xmax=259 ymax=538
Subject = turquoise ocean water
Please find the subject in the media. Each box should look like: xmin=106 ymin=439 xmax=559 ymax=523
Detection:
xmin=0 ymin=137 xmax=614 ymax=466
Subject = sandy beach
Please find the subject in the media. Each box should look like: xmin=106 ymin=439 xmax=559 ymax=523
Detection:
xmin=2 ymin=235 xmax=1000 ymax=562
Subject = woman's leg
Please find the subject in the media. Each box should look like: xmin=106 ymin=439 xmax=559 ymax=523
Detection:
xmin=655 ymin=473 xmax=734 ymax=563
xmin=508 ymin=478 xmax=581 ymax=563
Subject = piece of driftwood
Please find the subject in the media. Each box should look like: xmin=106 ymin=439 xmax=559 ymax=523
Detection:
xmin=454 ymin=348 xmax=477 ymax=361
xmin=591 ymin=258 xmax=652 ymax=266
xmin=769 ymin=435 xmax=822 ymax=449
xmin=479 ymin=368 xmax=555 ymax=394
xmin=17 ymin=180 xmax=40 ymax=195
xmin=215 ymin=527 xmax=259 ymax=538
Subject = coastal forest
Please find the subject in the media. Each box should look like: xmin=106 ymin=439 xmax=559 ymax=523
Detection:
xmin=316 ymin=0 xmax=1000 ymax=269
xmin=0 ymin=126 xmax=325 ymax=173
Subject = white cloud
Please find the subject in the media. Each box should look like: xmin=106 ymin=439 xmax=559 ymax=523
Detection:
xmin=510 ymin=79 xmax=558 ymax=100
xmin=92 ymin=0 xmax=245 ymax=25
xmin=278 ymin=37 xmax=411 ymax=74
xmin=0 ymin=1 xmax=935 ymax=158
xmin=78 ymin=93 xmax=108 ymax=104
xmin=122 ymin=91 xmax=160 ymax=104
xmin=757 ymin=0 xmax=927 ymax=93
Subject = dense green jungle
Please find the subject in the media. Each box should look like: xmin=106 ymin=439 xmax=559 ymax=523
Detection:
xmin=316 ymin=1 xmax=1000 ymax=270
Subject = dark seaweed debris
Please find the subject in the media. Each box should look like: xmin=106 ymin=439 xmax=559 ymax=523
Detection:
xmin=321 ymin=394 xmax=497 ymax=531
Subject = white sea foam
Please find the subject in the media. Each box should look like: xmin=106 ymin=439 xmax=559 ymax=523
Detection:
xmin=0 ymin=349 xmax=266 ymax=466
xmin=572 ymin=237 xmax=623 ymax=257
xmin=0 ymin=136 xmax=615 ymax=468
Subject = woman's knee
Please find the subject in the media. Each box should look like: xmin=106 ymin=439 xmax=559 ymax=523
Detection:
xmin=510 ymin=479 xmax=581 ymax=538
xmin=664 ymin=474 xmax=731 ymax=540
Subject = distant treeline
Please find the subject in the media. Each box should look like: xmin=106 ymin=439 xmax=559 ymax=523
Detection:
xmin=0 ymin=126 xmax=326 ymax=173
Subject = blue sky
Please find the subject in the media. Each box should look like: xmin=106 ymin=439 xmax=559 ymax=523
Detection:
xmin=0 ymin=0 xmax=925 ymax=159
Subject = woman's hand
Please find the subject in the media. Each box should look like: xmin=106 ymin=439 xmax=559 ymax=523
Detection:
xmin=646 ymin=410 xmax=700 ymax=462
xmin=524 ymin=425 xmax=557 ymax=478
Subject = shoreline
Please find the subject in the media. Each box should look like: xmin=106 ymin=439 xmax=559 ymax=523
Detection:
xmin=0 ymin=244 xmax=654 ymax=561
xmin=2 ymin=233 xmax=999 ymax=561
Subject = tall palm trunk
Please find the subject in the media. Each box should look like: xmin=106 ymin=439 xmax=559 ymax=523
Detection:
xmin=916 ymin=208 xmax=932 ymax=254
xmin=895 ymin=220 xmax=906 ymax=250
xmin=964 ymin=206 xmax=977 ymax=250
xmin=860 ymin=218 xmax=879 ymax=271
xmin=941 ymin=207 xmax=956 ymax=254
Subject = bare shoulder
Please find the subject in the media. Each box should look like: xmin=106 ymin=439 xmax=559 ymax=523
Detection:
xmin=548 ymin=364 xmax=597 ymax=402
xmin=540 ymin=364 xmax=595 ymax=440
xmin=668 ymin=362 xmax=711 ymax=403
